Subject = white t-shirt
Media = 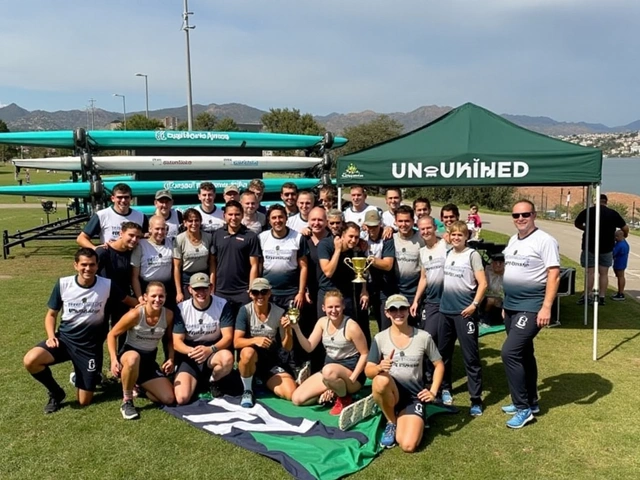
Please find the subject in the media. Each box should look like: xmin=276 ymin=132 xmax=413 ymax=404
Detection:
xmin=195 ymin=205 xmax=225 ymax=233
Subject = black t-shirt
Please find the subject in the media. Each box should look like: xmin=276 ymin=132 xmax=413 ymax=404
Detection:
xmin=305 ymin=230 xmax=331 ymax=298
xmin=576 ymin=205 xmax=626 ymax=254
xmin=211 ymin=225 xmax=262 ymax=297
xmin=96 ymin=245 xmax=133 ymax=292
xmin=317 ymin=236 xmax=365 ymax=294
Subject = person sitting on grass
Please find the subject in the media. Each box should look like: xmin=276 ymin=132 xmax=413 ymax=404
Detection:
xmin=290 ymin=290 xmax=369 ymax=414
xmin=612 ymin=229 xmax=630 ymax=301
xmin=234 ymin=278 xmax=296 ymax=408
xmin=366 ymin=294 xmax=444 ymax=452
xmin=172 ymin=273 xmax=235 ymax=404
xmin=23 ymin=248 xmax=138 ymax=414
xmin=107 ymin=282 xmax=176 ymax=420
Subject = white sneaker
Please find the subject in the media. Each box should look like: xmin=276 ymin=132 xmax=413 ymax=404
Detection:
xmin=338 ymin=394 xmax=379 ymax=431
xmin=295 ymin=362 xmax=311 ymax=386
xmin=69 ymin=372 xmax=76 ymax=387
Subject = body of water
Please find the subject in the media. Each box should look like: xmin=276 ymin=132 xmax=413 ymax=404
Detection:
xmin=602 ymin=158 xmax=640 ymax=196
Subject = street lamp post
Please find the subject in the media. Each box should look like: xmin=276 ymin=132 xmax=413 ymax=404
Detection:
xmin=135 ymin=73 xmax=149 ymax=118
xmin=182 ymin=0 xmax=195 ymax=130
xmin=113 ymin=93 xmax=127 ymax=130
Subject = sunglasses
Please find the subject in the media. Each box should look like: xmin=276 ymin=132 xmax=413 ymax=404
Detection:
xmin=251 ymin=289 xmax=270 ymax=296
xmin=511 ymin=212 xmax=534 ymax=219
xmin=442 ymin=215 xmax=457 ymax=219
xmin=283 ymin=192 xmax=297 ymax=197
xmin=192 ymin=286 xmax=209 ymax=291
xmin=114 ymin=195 xmax=131 ymax=200
xmin=328 ymin=221 xmax=342 ymax=225
xmin=388 ymin=306 xmax=408 ymax=313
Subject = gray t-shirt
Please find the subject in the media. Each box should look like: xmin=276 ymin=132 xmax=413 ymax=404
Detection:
xmin=173 ymin=231 xmax=213 ymax=277
xmin=236 ymin=302 xmax=286 ymax=351
xmin=368 ymin=328 xmax=441 ymax=395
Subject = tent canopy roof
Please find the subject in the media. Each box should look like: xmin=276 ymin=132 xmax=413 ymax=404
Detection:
xmin=336 ymin=102 xmax=602 ymax=187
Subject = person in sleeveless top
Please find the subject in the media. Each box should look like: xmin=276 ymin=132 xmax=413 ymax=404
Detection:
xmin=107 ymin=282 xmax=175 ymax=420
xmin=290 ymin=290 xmax=369 ymax=415
xmin=366 ymin=294 xmax=444 ymax=452
xmin=234 ymin=278 xmax=295 ymax=408
xmin=438 ymin=221 xmax=487 ymax=415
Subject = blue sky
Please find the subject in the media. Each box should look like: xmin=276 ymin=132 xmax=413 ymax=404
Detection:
xmin=0 ymin=0 xmax=637 ymax=125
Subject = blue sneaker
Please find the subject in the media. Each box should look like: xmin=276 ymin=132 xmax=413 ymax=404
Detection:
xmin=506 ymin=408 xmax=534 ymax=429
xmin=470 ymin=404 xmax=483 ymax=417
xmin=502 ymin=403 xmax=540 ymax=415
xmin=380 ymin=422 xmax=397 ymax=448
xmin=240 ymin=390 xmax=254 ymax=408
xmin=441 ymin=389 xmax=453 ymax=406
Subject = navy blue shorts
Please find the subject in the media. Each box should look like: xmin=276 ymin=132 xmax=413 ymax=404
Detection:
xmin=325 ymin=355 xmax=366 ymax=385
xmin=119 ymin=345 xmax=164 ymax=385
xmin=37 ymin=336 xmax=103 ymax=392
xmin=395 ymin=381 xmax=426 ymax=419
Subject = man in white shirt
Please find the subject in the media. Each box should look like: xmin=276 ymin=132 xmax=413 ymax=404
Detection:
xmin=343 ymin=185 xmax=381 ymax=236
xmin=195 ymin=182 xmax=225 ymax=233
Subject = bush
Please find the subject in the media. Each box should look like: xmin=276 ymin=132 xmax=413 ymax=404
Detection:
xmin=404 ymin=186 xmax=516 ymax=211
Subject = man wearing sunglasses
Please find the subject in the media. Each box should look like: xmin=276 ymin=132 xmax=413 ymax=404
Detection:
xmin=501 ymin=200 xmax=560 ymax=429
xmin=280 ymin=183 xmax=299 ymax=218
xmin=77 ymin=183 xmax=148 ymax=249
xmin=574 ymin=194 xmax=628 ymax=305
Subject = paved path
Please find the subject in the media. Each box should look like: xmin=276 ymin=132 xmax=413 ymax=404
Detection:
xmin=362 ymin=196 xmax=640 ymax=301
xmin=0 ymin=203 xmax=43 ymax=209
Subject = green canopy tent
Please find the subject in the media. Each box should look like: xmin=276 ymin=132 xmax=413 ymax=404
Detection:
xmin=336 ymin=102 xmax=604 ymax=359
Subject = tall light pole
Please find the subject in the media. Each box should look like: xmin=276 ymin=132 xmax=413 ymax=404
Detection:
xmin=135 ymin=73 xmax=149 ymax=118
xmin=88 ymin=98 xmax=96 ymax=129
xmin=182 ymin=0 xmax=195 ymax=130
xmin=113 ymin=93 xmax=127 ymax=131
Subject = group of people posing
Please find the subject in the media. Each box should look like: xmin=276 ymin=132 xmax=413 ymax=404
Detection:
xmin=23 ymin=181 xmax=560 ymax=451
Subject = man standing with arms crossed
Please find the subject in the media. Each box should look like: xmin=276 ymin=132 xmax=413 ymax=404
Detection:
xmin=501 ymin=200 xmax=560 ymax=429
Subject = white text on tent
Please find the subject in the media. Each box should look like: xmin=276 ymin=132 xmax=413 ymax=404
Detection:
xmin=391 ymin=159 xmax=530 ymax=179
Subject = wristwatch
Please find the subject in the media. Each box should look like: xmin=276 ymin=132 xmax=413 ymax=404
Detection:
xmin=210 ymin=345 xmax=218 ymax=354
xmin=472 ymin=301 xmax=480 ymax=307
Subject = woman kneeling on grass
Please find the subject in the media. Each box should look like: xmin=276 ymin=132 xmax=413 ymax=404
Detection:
xmin=107 ymin=282 xmax=176 ymax=420
xmin=365 ymin=294 xmax=444 ymax=452
xmin=291 ymin=290 xmax=368 ymax=414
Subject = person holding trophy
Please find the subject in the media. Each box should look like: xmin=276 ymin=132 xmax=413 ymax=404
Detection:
xmin=290 ymin=290 xmax=369 ymax=415
xmin=318 ymin=222 xmax=371 ymax=344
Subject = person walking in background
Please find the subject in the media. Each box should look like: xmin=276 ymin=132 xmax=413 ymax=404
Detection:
xmin=612 ymin=229 xmax=630 ymax=301
xmin=574 ymin=194 xmax=628 ymax=305
xmin=467 ymin=204 xmax=482 ymax=240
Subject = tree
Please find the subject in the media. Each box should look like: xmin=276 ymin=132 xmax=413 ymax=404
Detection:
xmin=0 ymin=120 xmax=18 ymax=163
xmin=608 ymin=202 xmax=629 ymax=221
xmin=261 ymin=108 xmax=324 ymax=135
xmin=404 ymin=186 xmax=517 ymax=211
xmin=115 ymin=114 xmax=164 ymax=131
xmin=194 ymin=112 xmax=218 ymax=131
xmin=214 ymin=117 xmax=239 ymax=131
xmin=338 ymin=115 xmax=403 ymax=156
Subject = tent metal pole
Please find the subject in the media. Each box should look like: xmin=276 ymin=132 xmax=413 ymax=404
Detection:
xmin=338 ymin=187 xmax=343 ymax=210
xmin=593 ymin=184 xmax=602 ymax=361
xmin=583 ymin=185 xmax=592 ymax=326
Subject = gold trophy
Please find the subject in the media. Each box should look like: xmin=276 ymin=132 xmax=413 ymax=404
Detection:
xmin=344 ymin=256 xmax=373 ymax=283
xmin=286 ymin=301 xmax=301 ymax=325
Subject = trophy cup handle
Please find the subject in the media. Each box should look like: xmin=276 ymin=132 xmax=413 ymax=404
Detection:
xmin=344 ymin=257 xmax=354 ymax=270
xmin=365 ymin=256 xmax=375 ymax=270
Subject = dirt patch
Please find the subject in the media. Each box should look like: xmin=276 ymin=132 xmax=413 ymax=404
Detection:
xmin=0 ymin=275 xmax=12 ymax=280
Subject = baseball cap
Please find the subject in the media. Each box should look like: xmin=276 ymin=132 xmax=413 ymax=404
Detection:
xmin=250 ymin=277 xmax=272 ymax=291
xmin=363 ymin=210 xmax=382 ymax=226
xmin=224 ymin=185 xmax=239 ymax=194
xmin=155 ymin=189 xmax=173 ymax=201
xmin=189 ymin=272 xmax=210 ymax=289
xmin=491 ymin=253 xmax=505 ymax=262
xmin=385 ymin=294 xmax=410 ymax=310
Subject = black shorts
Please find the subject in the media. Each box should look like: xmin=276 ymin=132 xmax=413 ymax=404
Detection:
xmin=175 ymin=352 xmax=212 ymax=384
xmin=119 ymin=345 xmax=164 ymax=385
xmin=37 ymin=336 xmax=103 ymax=392
xmin=255 ymin=347 xmax=289 ymax=382
xmin=395 ymin=381 xmax=426 ymax=419
xmin=325 ymin=355 xmax=366 ymax=385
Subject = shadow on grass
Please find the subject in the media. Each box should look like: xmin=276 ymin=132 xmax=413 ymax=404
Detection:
xmin=553 ymin=296 xmax=640 ymax=330
xmin=6 ymin=244 xmax=79 ymax=259
xmin=597 ymin=330 xmax=640 ymax=360
xmin=538 ymin=373 xmax=613 ymax=411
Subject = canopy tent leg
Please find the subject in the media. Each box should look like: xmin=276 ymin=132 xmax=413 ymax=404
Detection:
xmin=593 ymin=184 xmax=602 ymax=361
xmin=583 ymin=185 xmax=592 ymax=326
xmin=337 ymin=187 xmax=343 ymax=210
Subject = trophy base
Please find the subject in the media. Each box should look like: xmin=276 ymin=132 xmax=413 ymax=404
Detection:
xmin=351 ymin=278 xmax=367 ymax=283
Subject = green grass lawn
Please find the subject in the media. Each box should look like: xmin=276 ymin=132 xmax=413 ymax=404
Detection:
xmin=1 ymin=226 xmax=640 ymax=479
xmin=0 ymin=162 xmax=72 ymax=204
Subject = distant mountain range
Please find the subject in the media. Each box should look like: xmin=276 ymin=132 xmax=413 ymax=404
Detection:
xmin=0 ymin=101 xmax=637 ymax=136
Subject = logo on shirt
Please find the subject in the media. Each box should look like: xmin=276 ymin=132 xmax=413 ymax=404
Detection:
xmin=150 ymin=327 xmax=156 ymax=335
xmin=516 ymin=315 xmax=528 ymax=329
xmin=466 ymin=321 xmax=476 ymax=334
xmin=275 ymin=246 xmax=280 ymax=251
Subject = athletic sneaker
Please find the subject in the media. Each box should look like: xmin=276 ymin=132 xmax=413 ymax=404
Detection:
xmin=441 ymin=389 xmax=453 ymax=406
xmin=380 ymin=422 xmax=397 ymax=448
xmin=598 ymin=296 xmax=606 ymax=306
xmin=576 ymin=295 xmax=594 ymax=305
xmin=44 ymin=389 xmax=66 ymax=414
xmin=611 ymin=293 xmax=626 ymax=301
xmin=330 ymin=395 xmax=353 ymax=416
xmin=469 ymin=404 xmax=483 ymax=417
xmin=502 ymin=403 xmax=540 ymax=415
xmin=209 ymin=381 xmax=223 ymax=398
xmin=69 ymin=372 xmax=76 ymax=387
xmin=240 ymin=390 xmax=255 ymax=408
xmin=338 ymin=394 xmax=379 ymax=430
xmin=295 ymin=361 xmax=311 ymax=386
xmin=120 ymin=400 xmax=139 ymax=420
xmin=506 ymin=408 xmax=534 ymax=429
